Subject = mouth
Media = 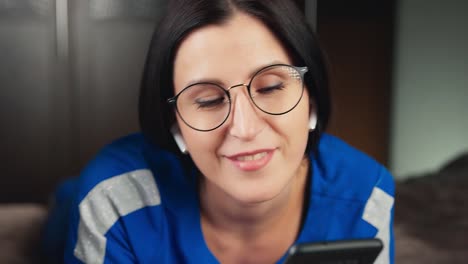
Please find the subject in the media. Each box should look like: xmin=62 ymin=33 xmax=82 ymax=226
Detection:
xmin=226 ymin=149 xmax=275 ymax=171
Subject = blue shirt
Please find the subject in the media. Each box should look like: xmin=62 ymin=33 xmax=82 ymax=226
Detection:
xmin=63 ymin=133 xmax=395 ymax=263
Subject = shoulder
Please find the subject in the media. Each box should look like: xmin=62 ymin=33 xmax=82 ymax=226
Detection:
xmin=310 ymin=133 xmax=394 ymax=202
xmin=74 ymin=132 xmax=186 ymax=199
xmin=72 ymin=132 xmax=192 ymax=219
xmin=305 ymin=134 xmax=395 ymax=263
xmin=83 ymin=133 xmax=149 ymax=177
xmin=65 ymin=133 xmax=187 ymax=263
xmin=71 ymin=133 xmax=148 ymax=200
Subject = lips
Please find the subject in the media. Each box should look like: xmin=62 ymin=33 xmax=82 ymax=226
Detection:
xmin=226 ymin=149 xmax=275 ymax=171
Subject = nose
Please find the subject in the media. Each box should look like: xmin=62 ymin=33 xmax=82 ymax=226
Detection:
xmin=227 ymin=85 xmax=265 ymax=140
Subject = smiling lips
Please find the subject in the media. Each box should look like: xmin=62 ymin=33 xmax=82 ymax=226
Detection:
xmin=226 ymin=149 xmax=275 ymax=171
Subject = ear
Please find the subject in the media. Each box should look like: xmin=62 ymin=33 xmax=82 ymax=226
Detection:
xmin=309 ymin=111 xmax=317 ymax=131
xmin=171 ymin=124 xmax=188 ymax=154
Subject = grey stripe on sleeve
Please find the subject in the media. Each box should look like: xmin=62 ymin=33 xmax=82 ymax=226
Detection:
xmin=362 ymin=186 xmax=394 ymax=264
xmin=74 ymin=169 xmax=161 ymax=263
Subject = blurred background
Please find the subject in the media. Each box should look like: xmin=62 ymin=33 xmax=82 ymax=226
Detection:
xmin=0 ymin=0 xmax=467 ymax=263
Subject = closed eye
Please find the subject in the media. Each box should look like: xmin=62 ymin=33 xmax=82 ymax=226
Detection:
xmin=255 ymin=83 xmax=285 ymax=94
xmin=195 ymin=96 xmax=226 ymax=109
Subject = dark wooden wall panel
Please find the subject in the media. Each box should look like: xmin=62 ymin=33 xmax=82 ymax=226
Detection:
xmin=317 ymin=0 xmax=395 ymax=165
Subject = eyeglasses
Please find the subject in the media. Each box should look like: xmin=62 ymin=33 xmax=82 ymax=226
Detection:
xmin=167 ymin=64 xmax=308 ymax=132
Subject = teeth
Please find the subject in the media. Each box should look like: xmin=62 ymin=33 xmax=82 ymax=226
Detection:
xmin=236 ymin=152 xmax=267 ymax=161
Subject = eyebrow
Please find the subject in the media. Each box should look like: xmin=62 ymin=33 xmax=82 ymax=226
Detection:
xmin=183 ymin=60 xmax=288 ymax=88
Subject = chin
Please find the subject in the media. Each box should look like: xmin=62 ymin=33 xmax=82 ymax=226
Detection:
xmin=231 ymin=184 xmax=283 ymax=206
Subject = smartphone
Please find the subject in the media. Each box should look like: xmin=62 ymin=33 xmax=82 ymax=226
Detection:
xmin=284 ymin=238 xmax=383 ymax=264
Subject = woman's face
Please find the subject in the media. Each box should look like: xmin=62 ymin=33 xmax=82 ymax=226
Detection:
xmin=173 ymin=12 xmax=311 ymax=205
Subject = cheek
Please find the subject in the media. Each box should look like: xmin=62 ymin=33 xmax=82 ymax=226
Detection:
xmin=185 ymin=131 xmax=226 ymax=181
xmin=275 ymin=101 xmax=310 ymax=142
xmin=266 ymin=115 xmax=308 ymax=159
xmin=182 ymin=128 xmax=224 ymax=162
xmin=176 ymin=114 xmax=221 ymax=155
xmin=287 ymin=116 xmax=310 ymax=148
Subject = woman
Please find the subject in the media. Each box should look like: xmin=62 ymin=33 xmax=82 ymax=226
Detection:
xmin=63 ymin=0 xmax=395 ymax=263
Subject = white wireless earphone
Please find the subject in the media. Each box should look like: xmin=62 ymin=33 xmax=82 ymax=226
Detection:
xmin=171 ymin=124 xmax=188 ymax=154
xmin=309 ymin=112 xmax=317 ymax=130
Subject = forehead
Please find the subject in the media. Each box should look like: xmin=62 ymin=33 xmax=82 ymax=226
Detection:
xmin=173 ymin=12 xmax=292 ymax=91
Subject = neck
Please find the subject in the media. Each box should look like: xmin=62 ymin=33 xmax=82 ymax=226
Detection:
xmin=199 ymin=157 xmax=309 ymax=262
